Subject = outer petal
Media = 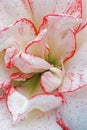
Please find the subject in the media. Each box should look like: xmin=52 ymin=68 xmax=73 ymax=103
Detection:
xmin=59 ymin=24 xmax=87 ymax=92
xmin=13 ymin=52 xmax=52 ymax=73
xmin=40 ymin=15 xmax=78 ymax=65
xmin=29 ymin=0 xmax=82 ymax=28
xmin=0 ymin=0 xmax=33 ymax=29
xmin=7 ymin=87 xmax=62 ymax=121
xmin=0 ymin=18 xmax=36 ymax=52
xmin=0 ymin=100 xmax=62 ymax=130
xmin=57 ymin=86 xmax=87 ymax=130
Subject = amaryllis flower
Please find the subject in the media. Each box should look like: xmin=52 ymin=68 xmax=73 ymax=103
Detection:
xmin=0 ymin=0 xmax=87 ymax=130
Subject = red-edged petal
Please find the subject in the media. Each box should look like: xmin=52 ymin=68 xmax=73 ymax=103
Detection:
xmin=59 ymin=25 xmax=87 ymax=92
xmin=41 ymin=67 xmax=63 ymax=93
xmin=4 ymin=47 xmax=17 ymax=68
xmin=0 ymin=51 xmax=33 ymax=89
xmin=57 ymin=86 xmax=87 ymax=130
xmin=0 ymin=51 xmax=19 ymax=88
xmin=13 ymin=52 xmax=52 ymax=73
xmin=6 ymin=87 xmax=62 ymax=121
xmin=0 ymin=18 xmax=36 ymax=52
xmin=25 ymin=29 xmax=49 ymax=59
xmin=0 ymin=0 xmax=33 ymax=29
xmin=0 ymin=100 xmax=62 ymax=130
xmin=40 ymin=15 xmax=79 ymax=64
xmin=6 ymin=87 xmax=28 ymax=121
xmin=28 ymin=0 xmax=82 ymax=28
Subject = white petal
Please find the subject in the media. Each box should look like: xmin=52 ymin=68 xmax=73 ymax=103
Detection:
xmin=4 ymin=47 xmax=17 ymax=68
xmin=0 ymin=0 xmax=33 ymax=29
xmin=25 ymin=29 xmax=49 ymax=59
xmin=7 ymin=87 xmax=62 ymax=121
xmin=0 ymin=51 xmax=18 ymax=88
xmin=13 ymin=52 xmax=52 ymax=73
xmin=13 ymin=110 xmax=63 ymax=130
xmin=7 ymin=87 xmax=28 ymax=121
xmin=82 ymin=0 xmax=87 ymax=20
xmin=41 ymin=15 xmax=78 ymax=65
xmin=0 ymin=18 xmax=36 ymax=52
xmin=26 ymin=94 xmax=62 ymax=113
xmin=59 ymin=25 xmax=87 ymax=92
xmin=41 ymin=68 xmax=63 ymax=92
xmin=0 ymin=100 xmax=62 ymax=130
xmin=29 ymin=0 xmax=82 ymax=28
xmin=57 ymin=86 xmax=87 ymax=130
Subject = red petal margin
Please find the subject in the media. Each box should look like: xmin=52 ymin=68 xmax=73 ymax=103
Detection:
xmin=39 ymin=14 xmax=78 ymax=63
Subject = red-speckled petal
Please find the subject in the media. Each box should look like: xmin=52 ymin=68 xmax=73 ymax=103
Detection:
xmin=57 ymin=86 xmax=87 ymax=130
xmin=59 ymin=24 xmax=87 ymax=92
xmin=28 ymin=0 xmax=82 ymax=28
xmin=0 ymin=0 xmax=33 ymax=29
xmin=13 ymin=52 xmax=52 ymax=73
xmin=0 ymin=18 xmax=36 ymax=52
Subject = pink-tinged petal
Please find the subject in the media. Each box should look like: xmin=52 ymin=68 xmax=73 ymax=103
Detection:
xmin=14 ymin=110 xmax=62 ymax=130
xmin=40 ymin=15 xmax=79 ymax=64
xmin=0 ymin=99 xmax=13 ymax=130
xmin=57 ymin=86 xmax=87 ymax=130
xmin=82 ymin=0 xmax=87 ymax=20
xmin=59 ymin=25 xmax=87 ymax=92
xmin=4 ymin=47 xmax=17 ymax=68
xmin=0 ymin=100 xmax=62 ymax=130
xmin=29 ymin=0 xmax=82 ymax=28
xmin=13 ymin=52 xmax=52 ymax=73
xmin=0 ymin=0 xmax=33 ymax=29
xmin=0 ymin=51 xmax=32 ymax=89
xmin=7 ymin=87 xmax=28 ymax=121
xmin=26 ymin=94 xmax=62 ymax=113
xmin=0 ymin=18 xmax=36 ymax=52
xmin=0 ymin=51 xmax=18 ymax=88
xmin=41 ymin=67 xmax=63 ymax=93
xmin=25 ymin=29 xmax=49 ymax=59
xmin=7 ymin=87 xmax=62 ymax=122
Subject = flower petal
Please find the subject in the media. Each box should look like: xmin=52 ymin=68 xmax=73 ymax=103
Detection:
xmin=0 ymin=0 xmax=33 ymax=29
xmin=7 ymin=87 xmax=29 ymax=121
xmin=0 ymin=18 xmax=36 ymax=52
xmin=29 ymin=0 xmax=82 ymax=28
xmin=59 ymin=25 xmax=87 ymax=92
xmin=40 ymin=15 xmax=78 ymax=65
xmin=0 ymin=51 xmax=18 ymax=88
xmin=13 ymin=52 xmax=52 ymax=73
xmin=82 ymin=0 xmax=87 ymax=20
xmin=13 ymin=110 xmax=62 ymax=130
xmin=57 ymin=86 xmax=87 ymax=130
xmin=7 ymin=87 xmax=62 ymax=121
xmin=4 ymin=47 xmax=17 ymax=68
xmin=41 ymin=68 xmax=63 ymax=93
xmin=0 ymin=100 xmax=62 ymax=130
xmin=25 ymin=29 xmax=49 ymax=59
